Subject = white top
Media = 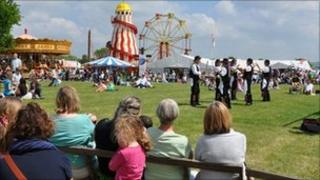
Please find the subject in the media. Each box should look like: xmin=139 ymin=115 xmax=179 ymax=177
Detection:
xmin=195 ymin=129 xmax=246 ymax=180
xmin=245 ymin=65 xmax=252 ymax=72
xmin=192 ymin=64 xmax=201 ymax=76
xmin=214 ymin=66 xmax=222 ymax=74
xmin=220 ymin=67 xmax=227 ymax=77
xmin=305 ymin=83 xmax=314 ymax=92
xmin=11 ymin=58 xmax=22 ymax=72
xmin=262 ymin=66 xmax=270 ymax=73
xmin=12 ymin=73 xmax=22 ymax=85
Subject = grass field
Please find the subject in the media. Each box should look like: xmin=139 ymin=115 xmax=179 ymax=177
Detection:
xmin=30 ymin=81 xmax=319 ymax=179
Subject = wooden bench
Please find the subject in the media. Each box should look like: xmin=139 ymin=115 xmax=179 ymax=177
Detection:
xmin=60 ymin=146 xmax=298 ymax=180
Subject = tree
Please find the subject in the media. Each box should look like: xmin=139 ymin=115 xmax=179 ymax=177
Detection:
xmin=94 ymin=47 xmax=107 ymax=59
xmin=80 ymin=54 xmax=89 ymax=64
xmin=58 ymin=54 xmax=80 ymax=61
xmin=0 ymin=0 xmax=21 ymax=52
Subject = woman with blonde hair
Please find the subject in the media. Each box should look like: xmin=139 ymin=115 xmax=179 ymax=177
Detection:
xmin=0 ymin=97 xmax=22 ymax=142
xmin=50 ymin=86 xmax=96 ymax=179
xmin=95 ymin=96 xmax=142 ymax=178
xmin=195 ymin=101 xmax=246 ymax=179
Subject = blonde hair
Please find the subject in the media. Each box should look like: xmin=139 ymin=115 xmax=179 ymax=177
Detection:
xmin=114 ymin=115 xmax=152 ymax=151
xmin=0 ymin=97 xmax=22 ymax=139
xmin=113 ymin=96 xmax=141 ymax=120
xmin=203 ymin=101 xmax=232 ymax=135
xmin=56 ymin=86 xmax=80 ymax=114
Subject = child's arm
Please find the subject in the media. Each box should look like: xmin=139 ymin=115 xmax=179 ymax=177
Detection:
xmin=109 ymin=150 xmax=125 ymax=171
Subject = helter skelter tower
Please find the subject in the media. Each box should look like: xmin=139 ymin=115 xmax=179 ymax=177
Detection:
xmin=109 ymin=2 xmax=138 ymax=62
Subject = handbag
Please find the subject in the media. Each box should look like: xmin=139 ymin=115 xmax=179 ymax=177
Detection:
xmin=3 ymin=154 xmax=27 ymax=180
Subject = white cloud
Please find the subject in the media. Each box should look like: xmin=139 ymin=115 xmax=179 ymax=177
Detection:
xmin=215 ymin=1 xmax=236 ymax=15
xmin=182 ymin=13 xmax=217 ymax=38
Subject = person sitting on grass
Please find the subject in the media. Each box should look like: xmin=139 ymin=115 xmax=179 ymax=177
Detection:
xmin=2 ymin=71 xmax=15 ymax=97
xmin=96 ymin=79 xmax=117 ymax=92
xmin=0 ymin=102 xmax=72 ymax=180
xmin=144 ymin=98 xmax=193 ymax=180
xmin=195 ymin=101 xmax=246 ymax=180
xmin=135 ymin=74 xmax=153 ymax=88
xmin=304 ymin=79 xmax=315 ymax=95
xmin=50 ymin=86 xmax=97 ymax=180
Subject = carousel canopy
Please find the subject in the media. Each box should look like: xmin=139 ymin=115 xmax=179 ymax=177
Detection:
xmin=87 ymin=56 xmax=135 ymax=68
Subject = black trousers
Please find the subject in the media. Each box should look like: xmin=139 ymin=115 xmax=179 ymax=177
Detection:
xmin=222 ymin=80 xmax=231 ymax=108
xmin=245 ymin=78 xmax=252 ymax=104
xmin=231 ymin=77 xmax=238 ymax=100
xmin=215 ymin=78 xmax=222 ymax=101
xmin=191 ymin=78 xmax=200 ymax=105
xmin=261 ymin=78 xmax=270 ymax=101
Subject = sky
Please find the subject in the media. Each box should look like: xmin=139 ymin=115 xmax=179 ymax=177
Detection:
xmin=12 ymin=0 xmax=319 ymax=62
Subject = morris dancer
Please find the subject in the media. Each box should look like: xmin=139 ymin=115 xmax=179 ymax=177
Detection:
xmin=213 ymin=59 xmax=222 ymax=101
xmin=261 ymin=59 xmax=272 ymax=101
xmin=230 ymin=58 xmax=239 ymax=100
xmin=244 ymin=58 xmax=254 ymax=105
xmin=220 ymin=58 xmax=231 ymax=108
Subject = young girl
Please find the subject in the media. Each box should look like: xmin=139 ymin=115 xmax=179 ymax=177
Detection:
xmin=109 ymin=115 xmax=152 ymax=180
xmin=0 ymin=97 xmax=22 ymax=142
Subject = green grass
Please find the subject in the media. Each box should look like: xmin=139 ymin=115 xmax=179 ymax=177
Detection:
xmin=31 ymin=81 xmax=319 ymax=179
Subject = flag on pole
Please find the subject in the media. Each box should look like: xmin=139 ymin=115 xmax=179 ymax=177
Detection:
xmin=211 ymin=34 xmax=216 ymax=48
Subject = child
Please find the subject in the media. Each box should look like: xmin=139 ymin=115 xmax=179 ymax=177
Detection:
xmin=109 ymin=115 xmax=152 ymax=180
xmin=0 ymin=97 xmax=22 ymax=143
xmin=139 ymin=115 xmax=153 ymax=129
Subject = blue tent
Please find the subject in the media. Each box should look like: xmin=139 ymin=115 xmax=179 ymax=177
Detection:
xmin=87 ymin=56 xmax=135 ymax=68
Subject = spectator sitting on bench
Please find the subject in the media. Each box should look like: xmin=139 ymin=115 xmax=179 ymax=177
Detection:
xmin=195 ymin=101 xmax=247 ymax=180
xmin=144 ymin=98 xmax=193 ymax=180
xmin=95 ymin=96 xmax=142 ymax=178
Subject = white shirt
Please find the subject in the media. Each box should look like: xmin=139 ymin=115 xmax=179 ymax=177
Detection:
xmin=220 ymin=67 xmax=227 ymax=76
xmin=191 ymin=64 xmax=201 ymax=76
xmin=12 ymin=73 xmax=22 ymax=85
xmin=262 ymin=66 xmax=270 ymax=73
xmin=245 ymin=65 xmax=252 ymax=72
xmin=11 ymin=58 xmax=22 ymax=72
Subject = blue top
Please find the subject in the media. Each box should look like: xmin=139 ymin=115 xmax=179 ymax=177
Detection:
xmin=3 ymin=79 xmax=13 ymax=96
xmin=50 ymin=114 xmax=95 ymax=168
xmin=0 ymin=139 xmax=72 ymax=180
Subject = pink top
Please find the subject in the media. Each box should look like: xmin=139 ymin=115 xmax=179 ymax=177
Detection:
xmin=109 ymin=145 xmax=146 ymax=180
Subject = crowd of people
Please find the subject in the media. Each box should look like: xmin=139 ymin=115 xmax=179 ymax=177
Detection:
xmin=0 ymin=85 xmax=246 ymax=180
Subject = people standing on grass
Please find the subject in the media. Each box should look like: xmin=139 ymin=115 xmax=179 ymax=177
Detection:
xmin=220 ymin=58 xmax=231 ymax=109
xmin=190 ymin=55 xmax=202 ymax=107
xmin=50 ymin=86 xmax=96 ymax=180
xmin=195 ymin=101 xmax=246 ymax=180
xmin=214 ymin=59 xmax=222 ymax=101
xmin=261 ymin=59 xmax=272 ymax=101
xmin=230 ymin=58 xmax=239 ymax=100
xmin=11 ymin=53 xmax=22 ymax=73
xmin=243 ymin=58 xmax=254 ymax=105
xmin=109 ymin=115 xmax=152 ymax=180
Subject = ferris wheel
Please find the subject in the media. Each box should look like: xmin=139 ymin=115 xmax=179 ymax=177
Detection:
xmin=139 ymin=13 xmax=192 ymax=61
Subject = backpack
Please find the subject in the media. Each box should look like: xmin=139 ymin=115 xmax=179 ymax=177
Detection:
xmin=300 ymin=118 xmax=320 ymax=133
